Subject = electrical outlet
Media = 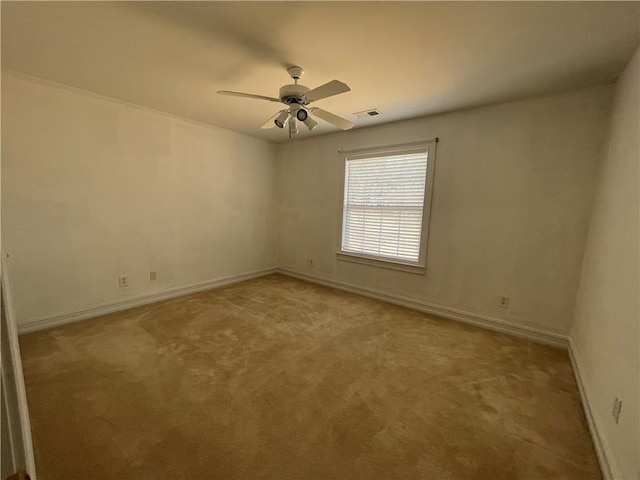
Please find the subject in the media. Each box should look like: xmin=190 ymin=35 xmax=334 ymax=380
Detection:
xmin=308 ymin=258 xmax=314 ymax=266
xmin=499 ymin=296 xmax=510 ymax=308
xmin=118 ymin=275 xmax=128 ymax=288
xmin=612 ymin=397 xmax=622 ymax=424
xmin=150 ymin=271 xmax=157 ymax=281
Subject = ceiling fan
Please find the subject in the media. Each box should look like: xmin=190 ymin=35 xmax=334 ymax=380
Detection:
xmin=218 ymin=66 xmax=354 ymax=137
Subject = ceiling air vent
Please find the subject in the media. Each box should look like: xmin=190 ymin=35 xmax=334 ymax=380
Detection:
xmin=354 ymin=109 xmax=382 ymax=119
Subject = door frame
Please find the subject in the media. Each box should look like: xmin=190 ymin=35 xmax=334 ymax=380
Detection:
xmin=1 ymin=250 xmax=37 ymax=479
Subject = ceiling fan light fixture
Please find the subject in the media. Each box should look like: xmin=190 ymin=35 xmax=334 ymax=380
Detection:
xmin=289 ymin=118 xmax=298 ymax=135
xmin=274 ymin=110 xmax=290 ymax=129
xmin=296 ymin=108 xmax=309 ymax=121
xmin=290 ymin=118 xmax=299 ymax=135
xmin=303 ymin=116 xmax=317 ymax=131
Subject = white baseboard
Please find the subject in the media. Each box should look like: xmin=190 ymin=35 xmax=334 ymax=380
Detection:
xmin=18 ymin=267 xmax=278 ymax=334
xmin=15 ymin=264 xmax=610 ymax=480
xmin=278 ymin=268 xmax=616 ymax=478
xmin=568 ymin=339 xmax=615 ymax=480
xmin=277 ymin=267 xmax=569 ymax=348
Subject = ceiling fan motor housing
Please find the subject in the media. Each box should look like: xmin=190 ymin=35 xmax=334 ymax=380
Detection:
xmin=279 ymin=84 xmax=310 ymax=105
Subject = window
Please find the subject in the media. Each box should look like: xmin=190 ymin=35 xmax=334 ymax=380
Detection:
xmin=337 ymin=140 xmax=437 ymax=274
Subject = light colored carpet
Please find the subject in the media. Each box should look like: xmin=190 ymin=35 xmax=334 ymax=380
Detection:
xmin=20 ymin=274 xmax=601 ymax=479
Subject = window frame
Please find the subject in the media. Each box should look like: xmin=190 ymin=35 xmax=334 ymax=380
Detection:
xmin=336 ymin=139 xmax=438 ymax=275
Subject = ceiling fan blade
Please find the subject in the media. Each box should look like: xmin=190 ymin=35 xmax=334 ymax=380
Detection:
xmin=304 ymin=80 xmax=351 ymax=102
xmin=260 ymin=111 xmax=283 ymax=129
xmin=217 ymin=90 xmax=281 ymax=103
xmin=310 ymin=108 xmax=354 ymax=130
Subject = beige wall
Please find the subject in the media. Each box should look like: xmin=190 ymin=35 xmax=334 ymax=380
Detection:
xmin=571 ymin=48 xmax=639 ymax=480
xmin=2 ymin=73 xmax=278 ymax=323
xmin=3 ymin=50 xmax=636 ymax=479
xmin=278 ymin=86 xmax=612 ymax=335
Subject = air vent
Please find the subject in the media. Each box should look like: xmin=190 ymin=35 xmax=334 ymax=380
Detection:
xmin=354 ymin=109 xmax=382 ymax=119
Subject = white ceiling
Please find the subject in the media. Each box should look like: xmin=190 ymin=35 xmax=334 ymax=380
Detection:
xmin=2 ymin=1 xmax=639 ymax=143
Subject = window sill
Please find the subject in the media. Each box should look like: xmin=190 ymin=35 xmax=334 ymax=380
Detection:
xmin=336 ymin=251 xmax=426 ymax=275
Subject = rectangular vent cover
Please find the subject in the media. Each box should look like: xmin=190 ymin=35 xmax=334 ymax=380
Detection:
xmin=354 ymin=109 xmax=382 ymax=119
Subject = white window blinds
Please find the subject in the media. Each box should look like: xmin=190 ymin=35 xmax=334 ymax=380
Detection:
xmin=341 ymin=148 xmax=429 ymax=264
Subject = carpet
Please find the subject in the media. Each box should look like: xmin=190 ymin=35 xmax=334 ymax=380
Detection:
xmin=19 ymin=274 xmax=601 ymax=479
